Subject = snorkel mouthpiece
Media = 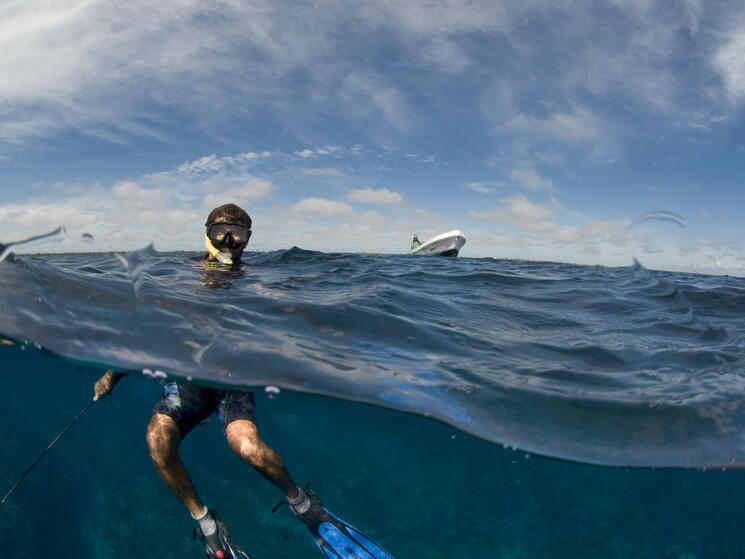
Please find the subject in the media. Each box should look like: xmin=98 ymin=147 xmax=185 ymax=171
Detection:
xmin=205 ymin=234 xmax=233 ymax=265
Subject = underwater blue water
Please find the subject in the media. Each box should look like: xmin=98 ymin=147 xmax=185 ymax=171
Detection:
xmin=2 ymin=248 xmax=745 ymax=557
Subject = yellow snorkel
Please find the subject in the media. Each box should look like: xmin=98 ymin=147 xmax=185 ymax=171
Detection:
xmin=205 ymin=234 xmax=233 ymax=265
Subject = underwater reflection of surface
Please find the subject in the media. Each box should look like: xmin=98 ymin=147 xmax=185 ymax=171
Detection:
xmin=0 ymin=247 xmax=745 ymax=467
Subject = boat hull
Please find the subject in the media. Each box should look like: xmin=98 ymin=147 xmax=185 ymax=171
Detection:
xmin=409 ymin=230 xmax=466 ymax=257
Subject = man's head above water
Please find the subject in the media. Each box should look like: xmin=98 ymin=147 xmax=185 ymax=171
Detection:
xmin=205 ymin=203 xmax=252 ymax=263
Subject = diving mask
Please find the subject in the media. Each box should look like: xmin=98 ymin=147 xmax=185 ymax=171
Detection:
xmin=206 ymin=221 xmax=251 ymax=246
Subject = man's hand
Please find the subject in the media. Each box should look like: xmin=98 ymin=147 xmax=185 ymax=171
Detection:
xmin=93 ymin=369 xmax=120 ymax=401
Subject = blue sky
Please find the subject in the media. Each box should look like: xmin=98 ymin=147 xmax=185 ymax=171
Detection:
xmin=1 ymin=0 xmax=744 ymax=275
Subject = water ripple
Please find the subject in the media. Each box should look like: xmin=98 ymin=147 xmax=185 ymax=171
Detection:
xmin=1 ymin=247 xmax=745 ymax=467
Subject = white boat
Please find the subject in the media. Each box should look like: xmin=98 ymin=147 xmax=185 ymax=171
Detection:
xmin=409 ymin=230 xmax=466 ymax=257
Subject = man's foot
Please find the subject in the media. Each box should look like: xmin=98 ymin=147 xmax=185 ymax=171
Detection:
xmin=193 ymin=510 xmax=251 ymax=559
xmin=288 ymin=487 xmax=322 ymax=524
xmin=288 ymin=488 xmax=337 ymax=536
xmin=287 ymin=488 xmax=397 ymax=558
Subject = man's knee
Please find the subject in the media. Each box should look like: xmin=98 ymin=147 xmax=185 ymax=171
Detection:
xmin=146 ymin=413 xmax=181 ymax=466
xmin=226 ymin=420 xmax=265 ymax=466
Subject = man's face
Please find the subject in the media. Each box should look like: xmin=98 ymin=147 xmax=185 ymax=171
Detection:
xmin=209 ymin=215 xmax=249 ymax=262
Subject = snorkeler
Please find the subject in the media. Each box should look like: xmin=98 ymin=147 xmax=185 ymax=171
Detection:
xmin=93 ymin=203 xmax=394 ymax=559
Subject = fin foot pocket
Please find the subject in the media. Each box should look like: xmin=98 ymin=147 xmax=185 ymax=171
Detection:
xmin=193 ymin=510 xmax=252 ymax=559
xmin=293 ymin=490 xmax=395 ymax=559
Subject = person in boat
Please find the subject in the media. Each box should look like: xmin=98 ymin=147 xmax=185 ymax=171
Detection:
xmin=92 ymin=203 xmax=317 ymax=559
xmin=410 ymin=234 xmax=421 ymax=249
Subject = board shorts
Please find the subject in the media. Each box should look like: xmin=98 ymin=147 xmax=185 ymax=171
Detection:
xmin=152 ymin=382 xmax=256 ymax=438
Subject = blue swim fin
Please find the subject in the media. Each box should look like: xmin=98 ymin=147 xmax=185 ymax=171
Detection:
xmin=293 ymin=490 xmax=395 ymax=559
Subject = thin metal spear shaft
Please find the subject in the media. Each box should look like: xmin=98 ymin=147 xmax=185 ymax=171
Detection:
xmin=1 ymin=399 xmax=95 ymax=506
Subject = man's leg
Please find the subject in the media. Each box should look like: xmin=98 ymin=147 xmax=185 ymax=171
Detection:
xmin=148 ymin=385 xmax=250 ymax=557
xmin=225 ymin=419 xmax=302 ymax=502
xmin=146 ymin=412 xmax=206 ymax=517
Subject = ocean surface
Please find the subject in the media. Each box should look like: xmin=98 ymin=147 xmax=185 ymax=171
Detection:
xmin=2 ymin=247 xmax=745 ymax=558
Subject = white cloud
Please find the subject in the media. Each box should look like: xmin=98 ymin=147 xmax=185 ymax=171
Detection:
xmin=552 ymin=219 xmax=628 ymax=247
xmin=468 ymin=194 xmax=556 ymax=232
xmin=128 ymin=208 xmax=202 ymax=228
xmin=234 ymin=152 xmax=263 ymax=164
xmin=176 ymin=154 xmax=224 ymax=175
xmin=404 ymin=153 xmax=436 ymax=163
xmin=202 ymin=178 xmax=274 ymax=208
xmin=64 ymin=184 xmax=83 ymax=195
xmin=0 ymin=0 xmax=737 ymax=153
xmin=583 ymin=219 xmax=615 ymax=237
xmin=315 ymin=147 xmax=344 ymax=157
xmin=505 ymin=195 xmax=552 ymax=219
xmin=0 ymin=149 xmax=283 ymax=252
xmin=510 ymin=168 xmax=553 ymax=191
xmin=5 ymin=147 xmax=465 ymax=253
xmin=0 ymin=1 xmax=356 ymax=143
xmin=344 ymin=72 xmax=410 ymax=133
xmin=345 ymin=187 xmax=404 ymax=205
xmin=294 ymin=149 xmax=316 ymax=159
xmin=633 ymin=232 xmax=664 ymax=254
xmin=3 ymin=137 xmax=743 ymax=275
xmin=112 ymin=181 xmax=166 ymax=208
xmin=301 ymin=167 xmax=345 ymax=177
xmin=506 ymin=110 xmax=601 ymax=144
xmin=139 ymin=153 xmax=277 ymax=211
xmin=175 ymin=152 xmax=264 ymax=176
xmin=359 ymin=1 xmax=509 ymax=40
xmin=463 ymin=182 xmax=495 ymax=193
xmin=467 ymin=208 xmax=501 ymax=220
xmin=291 ymin=198 xmax=354 ymax=218
xmin=534 ymin=151 xmax=565 ymax=165
xmin=3 ymin=203 xmax=97 ymax=229
xmin=677 ymin=236 xmax=728 ymax=257
xmin=266 ymin=201 xmax=450 ymax=254
xmin=714 ymin=28 xmax=745 ymax=102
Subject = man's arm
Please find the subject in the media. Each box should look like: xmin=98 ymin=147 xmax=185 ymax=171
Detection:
xmin=93 ymin=369 xmax=126 ymax=401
